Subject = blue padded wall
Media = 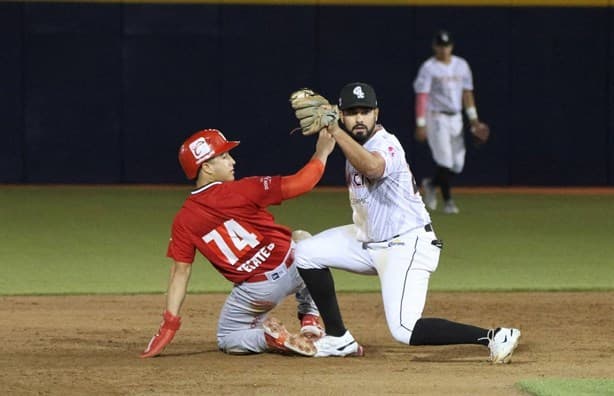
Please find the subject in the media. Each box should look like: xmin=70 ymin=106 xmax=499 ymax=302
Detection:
xmin=509 ymin=7 xmax=609 ymax=185
xmin=316 ymin=6 xmax=415 ymax=185
xmin=218 ymin=5 xmax=318 ymax=179
xmin=123 ymin=4 xmax=222 ymax=182
xmin=412 ymin=7 xmax=512 ymax=185
xmin=0 ymin=4 xmax=24 ymax=182
xmin=23 ymin=3 xmax=122 ymax=183
xmin=609 ymin=5 xmax=614 ymax=185
xmin=2 ymin=3 xmax=613 ymax=185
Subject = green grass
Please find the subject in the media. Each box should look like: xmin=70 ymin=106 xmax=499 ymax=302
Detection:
xmin=518 ymin=378 xmax=614 ymax=396
xmin=418 ymin=193 xmax=614 ymax=291
xmin=1 ymin=186 xmax=613 ymax=295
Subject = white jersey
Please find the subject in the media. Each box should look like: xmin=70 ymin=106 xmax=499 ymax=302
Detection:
xmin=413 ymin=55 xmax=473 ymax=113
xmin=346 ymin=127 xmax=431 ymax=242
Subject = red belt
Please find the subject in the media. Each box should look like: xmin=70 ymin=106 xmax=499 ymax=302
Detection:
xmin=243 ymin=249 xmax=295 ymax=283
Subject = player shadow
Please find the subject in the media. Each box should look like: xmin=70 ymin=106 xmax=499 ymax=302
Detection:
xmin=370 ymin=344 xmax=531 ymax=364
xmin=154 ymin=349 xmax=218 ymax=358
xmin=138 ymin=341 xmax=222 ymax=358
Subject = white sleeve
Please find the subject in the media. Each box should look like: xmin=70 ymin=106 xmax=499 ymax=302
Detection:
xmin=462 ymin=59 xmax=474 ymax=91
xmin=372 ymin=143 xmax=404 ymax=179
xmin=413 ymin=62 xmax=432 ymax=93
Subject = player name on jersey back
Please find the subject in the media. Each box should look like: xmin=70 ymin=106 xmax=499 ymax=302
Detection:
xmin=236 ymin=243 xmax=276 ymax=273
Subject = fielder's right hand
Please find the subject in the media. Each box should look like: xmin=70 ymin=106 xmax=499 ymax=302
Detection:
xmin=141 ymin=310 xmax=181 ymax=358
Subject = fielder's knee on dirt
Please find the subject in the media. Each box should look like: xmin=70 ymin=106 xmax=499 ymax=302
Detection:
xmin=388 ymin=316 xmax=420 ymax=345
xmin=390 ymin=318 xmax=418 ymax=344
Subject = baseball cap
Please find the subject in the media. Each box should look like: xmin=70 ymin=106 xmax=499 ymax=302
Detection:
xmin=178 ymin=129 xmax=240 ymax=179
xmin=338 ymin=82 xmax=378 ymax=110
xmin=433 ymin=30 xmax=453 ymax=46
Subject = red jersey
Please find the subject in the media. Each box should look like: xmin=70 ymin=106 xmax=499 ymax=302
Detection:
xmin=166 ymin=175 xmax=292 ymax=284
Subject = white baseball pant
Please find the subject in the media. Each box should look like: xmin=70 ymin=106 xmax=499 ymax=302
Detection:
xmin=295 ymin=224 xmax=441 ymax=344
xmin=216 ymin=245 xmax=319 ymax=354
xmin=426 ymin=111 xmax=466 ymax=173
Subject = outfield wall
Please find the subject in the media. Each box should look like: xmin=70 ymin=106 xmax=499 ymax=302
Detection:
xmin=1 ymin=1 xmax=612 ymax=185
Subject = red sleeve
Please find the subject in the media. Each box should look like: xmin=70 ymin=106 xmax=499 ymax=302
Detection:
xmin=233 ymin=175 xmax=284 ymax=207
xmin=232 ymin=158 xmax=324 ymax=205
xmin=280 ymin=159 xmax=325 ymax=200
xmin=415 ymin=92 xmax=428 ymax=119
xmin=166 ymin=218 xmax=196 ymax=264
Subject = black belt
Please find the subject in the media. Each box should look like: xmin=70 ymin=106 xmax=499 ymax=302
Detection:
xmin=435 ymin=111 xmax=458 ymax=116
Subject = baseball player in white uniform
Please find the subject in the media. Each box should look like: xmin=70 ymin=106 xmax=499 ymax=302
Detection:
xmin=295 ymin=82 xmax=520 ymax=363
xmin=413 ymin=30 xmax=484 ymax=214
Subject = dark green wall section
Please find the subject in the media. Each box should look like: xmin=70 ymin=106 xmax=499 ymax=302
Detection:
xmin=1 ymin=3 xmax=612 ymax=185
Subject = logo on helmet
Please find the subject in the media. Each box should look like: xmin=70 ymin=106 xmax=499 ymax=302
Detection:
xmin=189 ymin=137 xmax=213 ymax=162
xmin=352 ymin=86 xmax=365 ymax=99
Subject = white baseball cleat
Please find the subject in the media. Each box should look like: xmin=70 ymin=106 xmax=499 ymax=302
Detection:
xmin=483 ymin=327 xmax=521 ymax=364
xmin=313 ymin=330 xmax=364 ymax=357
xmin=443 ymin=199 xmax=459 ymax=214
xmin=421 ymin=178 xmax=437 ymax=211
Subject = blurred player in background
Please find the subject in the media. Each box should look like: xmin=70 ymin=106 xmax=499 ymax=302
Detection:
xmin=413 ymin=30 xmax=486 ymax=214
xmin=141 ymin=128 xmax=335 ymax=358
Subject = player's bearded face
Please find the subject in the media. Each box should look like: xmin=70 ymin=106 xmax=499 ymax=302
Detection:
xmin=341 ymin=107 xmax=379 ymax=144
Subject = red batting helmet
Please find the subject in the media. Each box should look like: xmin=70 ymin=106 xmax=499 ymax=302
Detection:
xmin=178 ymin=129 xmax=240 ymax=180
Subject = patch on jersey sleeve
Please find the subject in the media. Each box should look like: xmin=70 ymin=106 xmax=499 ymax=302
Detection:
xmin=387 ymin=146 xmax=396 ymax=157
xmin=259 ymin=176 xmax=272 ymax=190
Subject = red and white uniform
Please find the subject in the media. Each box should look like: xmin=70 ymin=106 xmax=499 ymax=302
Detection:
xmin=168 ymin=175 xmax=318 ymax=354
xmin=168 ymin=176 xmax=292 ymax=284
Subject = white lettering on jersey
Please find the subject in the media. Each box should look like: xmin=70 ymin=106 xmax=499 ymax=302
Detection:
xmin=203 ymin=219 xmax=260 ymax=265
xmin=236 ymin=243 xmax=276 ymax=273
xmin=260 ymin=176 xmax=272 ymax=190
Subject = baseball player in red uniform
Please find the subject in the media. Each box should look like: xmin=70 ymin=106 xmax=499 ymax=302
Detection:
xmin=141 ymin=128 xmax=335 ymax=358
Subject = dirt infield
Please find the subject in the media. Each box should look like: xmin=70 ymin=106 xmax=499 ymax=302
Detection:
xmin=1 ymin=292 xmax=612 ymax=395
